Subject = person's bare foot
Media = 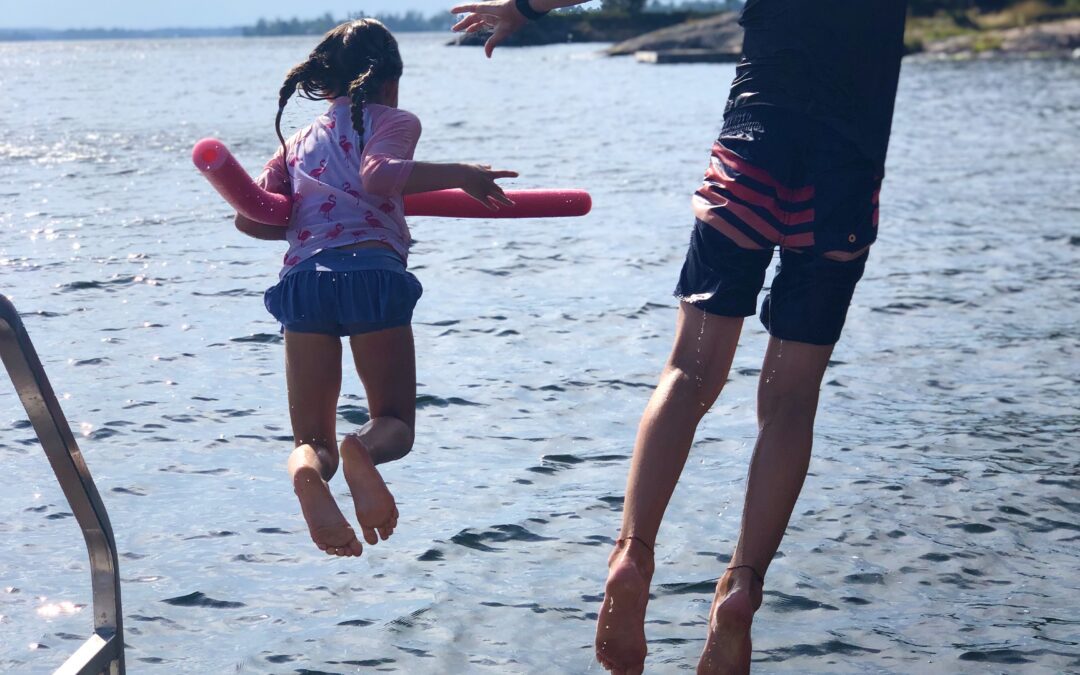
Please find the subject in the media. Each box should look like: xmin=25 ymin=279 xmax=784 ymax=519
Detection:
xmin=696 ymin=567 xmax=763 ymax=675
xmin=595 ymin=538 xmax=655 ymax=674
xmin=288 ymin=445 xmax=362 ymax=557
xmin=340 ymin=434 xmax=398 ymax=545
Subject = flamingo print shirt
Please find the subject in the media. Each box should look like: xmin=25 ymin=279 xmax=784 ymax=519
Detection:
xmin=259 ymin=98 xmax=420 ymax=278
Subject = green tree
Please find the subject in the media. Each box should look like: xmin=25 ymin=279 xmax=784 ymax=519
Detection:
xmin=602 ymin=0 xmax=647 ymax=14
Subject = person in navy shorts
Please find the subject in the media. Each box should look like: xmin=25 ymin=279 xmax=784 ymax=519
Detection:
xmin=451 ymin=1 xmax=907 ymax=672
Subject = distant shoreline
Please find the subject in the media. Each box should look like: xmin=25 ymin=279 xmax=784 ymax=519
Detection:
xmin=0 ymin=27 xmax=245 ymax=42
xmin=0 ymin=27 xmax=457 ymax=43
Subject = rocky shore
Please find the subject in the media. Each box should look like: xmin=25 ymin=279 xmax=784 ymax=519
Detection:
xmin=604 ymin=12 xmax=741 ymax=57
xmin=453 ymin=10 xmax=1080 ymax=61
xmin=917 ymin=16 xmax=1080 ymax=57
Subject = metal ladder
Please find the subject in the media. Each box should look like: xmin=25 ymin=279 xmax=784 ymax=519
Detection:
xmin=0 ymin=295 xmax=124 ymax=675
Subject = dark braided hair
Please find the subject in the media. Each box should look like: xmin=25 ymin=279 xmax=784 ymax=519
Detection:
xmin=274 ymin=19 xmax=403 ymax=174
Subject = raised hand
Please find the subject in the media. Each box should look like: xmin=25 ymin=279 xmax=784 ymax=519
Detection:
xmin=451 ymin=1 xmax=528 ymax=58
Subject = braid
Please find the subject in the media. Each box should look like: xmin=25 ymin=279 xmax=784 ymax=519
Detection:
xmin=275 ymin=66 xmax=305 ymax=158
xmin=274 ymin=62 xmax=316 ymax=193
xmin=348 ymin=60 xmax=379 ymax=152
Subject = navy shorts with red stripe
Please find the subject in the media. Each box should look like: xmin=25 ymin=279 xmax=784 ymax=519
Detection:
xmin=675 ymin=104 xmax=880 ymax=345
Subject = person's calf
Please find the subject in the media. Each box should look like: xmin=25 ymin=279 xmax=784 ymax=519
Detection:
xmin=756 ymin=386 xmax=820 ymax=432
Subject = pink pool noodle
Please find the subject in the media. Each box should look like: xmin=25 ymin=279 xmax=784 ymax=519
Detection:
xmin=192 ymin=138 xmax=591 ymax=224
xmin=193 ymin=139 xmax=293 ymax=225
xmin=404 ymin=188 xmax=591 ymax=219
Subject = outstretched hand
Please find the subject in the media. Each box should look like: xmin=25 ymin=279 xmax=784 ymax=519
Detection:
xmin=459 ymin=164 xmax=519 ymax=210
xmin=451 ymin=1 xmax=527 ymax=58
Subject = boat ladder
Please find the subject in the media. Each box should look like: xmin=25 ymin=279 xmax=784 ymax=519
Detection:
xmin=0 ymin=295 xmax=124 ymax=675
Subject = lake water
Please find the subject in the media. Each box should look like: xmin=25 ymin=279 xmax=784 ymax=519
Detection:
xmin=0 ymin=33 xmax=1077 ymax=673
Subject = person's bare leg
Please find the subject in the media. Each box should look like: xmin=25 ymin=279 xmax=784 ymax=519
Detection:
xmin=284 ymin=330 xmax=362 ymax=557
xmin=596 ymin=303 xmax=743 ymax=674
xmin=697 ymin=336 xmax=833 ymax=674
xmin=341 ymin=325 xmax=416 ymax=545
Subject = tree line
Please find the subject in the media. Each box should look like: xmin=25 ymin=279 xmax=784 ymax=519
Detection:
xmin=243 ymin=11 xmax=454 ymax=37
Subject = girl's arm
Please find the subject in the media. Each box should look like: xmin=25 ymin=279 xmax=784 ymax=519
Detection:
xmin=364 ymin=109 xmax=518 ymax=209
xmin=404 ymin=162 xmax=518 ymax=209
xmin=360 ymin=111 xmax=422 ymax=198
xmin=234 ymin=149 xmax=289 ymax=240
xmin=451 ymin=0 xmax=589 ymax=57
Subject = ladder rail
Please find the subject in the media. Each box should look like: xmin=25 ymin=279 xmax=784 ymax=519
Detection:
xmin=0 ymin=295 xmax=124 ymax=675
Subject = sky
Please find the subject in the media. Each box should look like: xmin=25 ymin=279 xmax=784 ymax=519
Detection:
xmin=0 ymin=0 xmax=485 ymax=30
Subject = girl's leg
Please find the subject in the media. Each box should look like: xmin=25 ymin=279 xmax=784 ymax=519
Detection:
xmin=284 ymin=330 xmax=362 ymax=557
xmin=697 ymin=336 xmax=834 ymax=675
xmin=340 ymin=324 xmax=417 ymax=545
xmin=348 ymin=324 xmax=416 ymax=464
xmin=596 ymin=303 xmax=743 ymax=675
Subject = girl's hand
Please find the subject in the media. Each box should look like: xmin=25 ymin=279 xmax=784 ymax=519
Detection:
xmin=451 ymin=1 xmax=527 ymax=58
xmin=258 ymin=165 xmax=291 ymax=197
xmin=459 ymin=164 xmax=519 ymax=209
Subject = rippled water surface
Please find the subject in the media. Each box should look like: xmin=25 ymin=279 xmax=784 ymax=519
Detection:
xmin=0 ymin=34 xmax=1077 ymax=673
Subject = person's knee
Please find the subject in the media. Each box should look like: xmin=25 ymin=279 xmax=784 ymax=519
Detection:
xmin=661 ymin=362 xmax=725 ymax=411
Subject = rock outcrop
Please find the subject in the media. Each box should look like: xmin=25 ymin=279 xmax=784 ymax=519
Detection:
xmin=606 ymin=12 xmax=742 ymax=57
xmin=922 ymin=17 xmax=1080 ymax=57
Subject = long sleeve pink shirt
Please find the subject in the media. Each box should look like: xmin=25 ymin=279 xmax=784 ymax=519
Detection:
xmin=259 ymin=99 xmax=421 ymax=278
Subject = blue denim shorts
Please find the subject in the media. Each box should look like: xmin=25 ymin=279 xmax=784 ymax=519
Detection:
xmin=264 ymin=247 xmax=422 ymax=336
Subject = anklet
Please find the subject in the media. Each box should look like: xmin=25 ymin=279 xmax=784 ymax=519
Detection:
xmin=726 ymin=564 xmax=765 ymax=586
xmin=617 ymin=535 xmax=654 ymax=553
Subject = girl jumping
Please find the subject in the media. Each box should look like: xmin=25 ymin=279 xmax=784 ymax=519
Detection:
xmin=234 ymin=19 xmax=517 ymax=558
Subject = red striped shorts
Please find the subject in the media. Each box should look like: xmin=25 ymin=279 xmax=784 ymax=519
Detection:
xmin=692 ymin=105 xmax=880 ymax=260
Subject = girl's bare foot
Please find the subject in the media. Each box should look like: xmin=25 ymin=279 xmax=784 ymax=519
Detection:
xmin=595 ymin=538 xmax=654 ymax=674
xmin=340 ymin=434 xmax=398 ymax=545
xmin=697 ymin=567 xmax=763 ymax=675
xmin=289 ymin=445 xmax=362 ymax=557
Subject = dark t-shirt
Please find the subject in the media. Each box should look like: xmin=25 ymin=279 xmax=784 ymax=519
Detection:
xmin=728 ymin=0 xmax=908 ymax=171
